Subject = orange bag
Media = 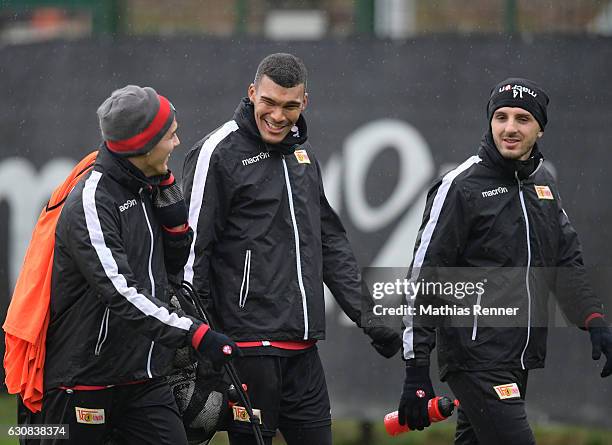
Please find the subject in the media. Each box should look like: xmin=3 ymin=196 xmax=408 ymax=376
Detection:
xmin=3 ymin=151 xmax=98 ymax=412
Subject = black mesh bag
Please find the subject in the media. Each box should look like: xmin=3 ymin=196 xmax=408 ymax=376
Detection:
xmin=103 ymin=290 xmax=232 ymax=445
xmin=166 ymin=290 xmax=232 ymax=444
xmin=167 ymin=359 xmax=231 ymax=444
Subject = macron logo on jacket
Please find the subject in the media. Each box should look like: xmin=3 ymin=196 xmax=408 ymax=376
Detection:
xmin=242 ymin=151 xmax=270 ymax=166
xmin=119 ymin=199 xmax=137 ymax=212
xmin=481 ymin=186 xmax=509 ymax=198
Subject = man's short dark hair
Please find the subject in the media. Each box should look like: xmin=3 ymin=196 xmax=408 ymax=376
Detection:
xmin=254 ymin=53 xmax=307 ymax=90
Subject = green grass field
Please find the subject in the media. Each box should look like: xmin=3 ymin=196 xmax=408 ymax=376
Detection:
xmin=1 ymin=394 xmax=611 ymax=444
xmin=207 ymin=423 xmax=612 ymax=445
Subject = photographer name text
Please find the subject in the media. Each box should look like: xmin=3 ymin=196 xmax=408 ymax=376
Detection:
xmin=373 ymin=304 xmax=519 ymax=317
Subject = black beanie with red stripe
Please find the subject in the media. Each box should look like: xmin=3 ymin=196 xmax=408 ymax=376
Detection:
xmin=97 ymin=85 xmax=176 ymax=157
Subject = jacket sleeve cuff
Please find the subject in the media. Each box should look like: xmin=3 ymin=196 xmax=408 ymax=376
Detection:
xmin=191 ymin=323 xmax=210 ymax=349
xmin=405 ymin=357 xmax=430 ymax=368
xmin=160 ymin=172 xmax=175 ymax=186
xmin=163 ymin=223 xmax=190 ymax=235
xmin=585 ymin=313 xmax=605 ymax=330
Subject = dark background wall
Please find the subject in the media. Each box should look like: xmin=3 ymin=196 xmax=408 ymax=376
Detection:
xmin=1 ymin=35 xmax=611 ymax=427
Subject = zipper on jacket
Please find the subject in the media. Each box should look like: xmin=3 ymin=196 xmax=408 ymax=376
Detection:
xmin=471 ymin=292 xmax=482 ymax=341
xmin=281 ymin=156 xmax=309 ymax=340
xmin=239 ymin=250 xmax=252 ymax=308
xmin=94 ymin=307 xmax=110 ymax=356
xmin=515 ymin=174 xmax=532 ymax=370
xmin=140 ymin=192 xmax=156 ymax=300
xmin=146 ymin=341 xmax=154 ymax=378
xmin=140 ymin=190 xmax=156 ymax=377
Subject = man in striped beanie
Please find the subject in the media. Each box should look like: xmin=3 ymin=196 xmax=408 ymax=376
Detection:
xmin=98 ymin=85 xmax=177 ymax=171
xmin=31 ymin=85 xmax=240 ymax=444
xmin=97 ymin=85 xmax=190 ymax=228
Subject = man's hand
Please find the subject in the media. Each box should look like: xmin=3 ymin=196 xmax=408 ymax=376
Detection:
xmin=398 ymin=365 xmax=435 ymax=431
xmin=588 ymin=317 xmax=612 ymax=377
xmin=153 ymin=171 xmax=189 ymax=229
xmin=363 ymin=326 xmax=402 ymax=358
xmin=191 ymin=323 xmax=241 ymax=369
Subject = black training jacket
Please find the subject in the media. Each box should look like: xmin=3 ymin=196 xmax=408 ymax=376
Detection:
xmin=45 ymin=147 xmax=197 ymax=390
xmin=182 ymin=99 xmax=365 ymax=341
xmin=403 ymin=134 xmax=604 ymax=379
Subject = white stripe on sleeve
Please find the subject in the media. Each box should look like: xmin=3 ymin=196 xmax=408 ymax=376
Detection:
xmin=83 ymin=171 xmax=193 ymax=331
xmin=183 ymin=120 xmax=239 ymax=283
xmin=403 ymin=155 xmax=481 ymax=359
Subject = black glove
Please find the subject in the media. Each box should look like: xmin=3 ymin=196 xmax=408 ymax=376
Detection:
xmin=153 ymin=171 xmax=188 ymax=228
xmin=191 ymin=323 xmax=241 ymax=369
xmin=364 ymin=326 xmax=402 ymax=358
xmin=588 ymin=317 xmax=612 ymax=378
xmin=398 ymin=365 xmax=435 ymax=431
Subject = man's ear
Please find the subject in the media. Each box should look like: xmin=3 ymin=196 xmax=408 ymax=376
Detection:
xmin=302 ymin=92 xmax=308 ymax=111
xmin=537 ymin=131 xmax=544 ymax=138
xmin=247 ymin=83 xmax=256 ymax=103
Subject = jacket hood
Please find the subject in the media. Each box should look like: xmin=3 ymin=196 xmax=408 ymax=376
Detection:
xmin=233 ymin=97 xmax=308 ymax=155
xmin=478 ymin=131 xmax=544 ymax=180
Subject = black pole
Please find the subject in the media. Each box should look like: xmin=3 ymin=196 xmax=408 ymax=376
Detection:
xmin=505 ymin=0 xmax=518 ymax=35
xmin=360 ymin=420 xmax=374 ymax=445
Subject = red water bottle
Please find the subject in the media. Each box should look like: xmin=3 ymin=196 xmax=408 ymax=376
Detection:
xmin=384 ymin=396 xmax=459 ymax=436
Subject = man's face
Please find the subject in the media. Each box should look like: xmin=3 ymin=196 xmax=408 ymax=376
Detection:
xmin=491 ymin=107 xmax=542 ymax=161
xmin=131 ymin=119 xmax=180 ymax=177
xmin=247 ymin=75 xmax=307 ymax=145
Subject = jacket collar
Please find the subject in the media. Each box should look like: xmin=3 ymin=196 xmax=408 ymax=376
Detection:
xmin=233 ymin=97 xmax=309 ymax=155
xmin=477 ymin=131 xmax=544 ymax=181
xmin=96 ymin=145 xmax=164 ymax=194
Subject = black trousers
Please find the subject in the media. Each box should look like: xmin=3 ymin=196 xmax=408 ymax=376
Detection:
xmin=227 ymin=347 xmax=332 ymax=445
xmin=19 ymin=378 xmax=187 ymax=445
xmin=446 ymin=369 xmax=536 ymax=445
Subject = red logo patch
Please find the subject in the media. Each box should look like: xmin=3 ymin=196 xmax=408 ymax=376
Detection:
xmin=222 ymin=345 xmax=233 ymax=355
xmin=415 ymin=389 xmax=426 ymax=398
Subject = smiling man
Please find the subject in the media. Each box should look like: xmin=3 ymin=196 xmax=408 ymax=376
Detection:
xmin=182 ymin=53 xmax=402 ymax=445
xmin=397 ymin=78 xmax=612 ymax=444
xmin=32 ymin=85 xmax=239 ymax=444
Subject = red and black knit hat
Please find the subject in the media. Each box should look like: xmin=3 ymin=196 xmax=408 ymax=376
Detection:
xmin=97 ymin=85 xmax=176 ymax=157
